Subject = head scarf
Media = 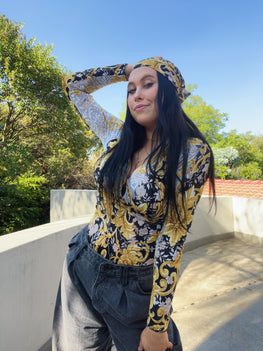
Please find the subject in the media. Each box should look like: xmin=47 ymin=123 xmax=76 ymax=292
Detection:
xmin=133 ymin=57 xmax=190 ymax=102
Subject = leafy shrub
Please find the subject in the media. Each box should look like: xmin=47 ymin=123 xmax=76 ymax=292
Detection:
xmin=0 ymin=175 xmax=49 ymax=235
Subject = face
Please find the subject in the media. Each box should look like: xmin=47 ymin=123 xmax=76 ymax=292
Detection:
xmin=127 ymin=67 xmax=159 ymax=133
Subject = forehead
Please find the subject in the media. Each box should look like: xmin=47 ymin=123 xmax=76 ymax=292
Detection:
xmin=128 ymin=66 xmax=157 ymax=83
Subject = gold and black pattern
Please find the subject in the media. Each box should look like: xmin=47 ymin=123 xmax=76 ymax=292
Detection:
xmin=63 ymin=64 xmax=210 ymax=332
xmin=62 ymin=64 xmax=126 ymax=149
xmin=133 ymin=57 xmax=190 ymax=101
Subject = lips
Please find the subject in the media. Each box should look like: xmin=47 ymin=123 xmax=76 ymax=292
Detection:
xmin=134 ymin=104 xmax=148 ymax=112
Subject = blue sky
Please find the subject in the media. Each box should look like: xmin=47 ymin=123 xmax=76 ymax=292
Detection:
xmin=2 ymin=0 xmax=263 ymax=135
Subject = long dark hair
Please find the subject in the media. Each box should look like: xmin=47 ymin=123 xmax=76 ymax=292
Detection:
xmin=99 ymin=72 xmax=216 ymax=226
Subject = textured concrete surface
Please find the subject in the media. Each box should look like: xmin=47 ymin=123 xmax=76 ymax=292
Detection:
xmin=172 ymin=237 xmax=263 ymax=351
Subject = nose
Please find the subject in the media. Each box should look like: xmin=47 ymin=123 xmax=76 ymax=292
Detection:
xmin=134 ymin=87 xmax=143 ymax=100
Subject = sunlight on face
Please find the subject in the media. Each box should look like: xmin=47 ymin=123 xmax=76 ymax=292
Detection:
xmin=127 ymin=67 xmax=159 ymax=134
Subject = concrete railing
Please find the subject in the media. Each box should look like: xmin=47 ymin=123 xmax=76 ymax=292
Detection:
xmin=0 ymin=191 xmax=262 ymax=351
xmin=0 ymin=216 xmax=93 ymax=351
xmin=50 ymin=190 xmax=263 ymax=248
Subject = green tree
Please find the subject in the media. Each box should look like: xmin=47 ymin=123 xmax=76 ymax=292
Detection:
xmin=213 ymin=146 xmax=239 ymax=179
xmin=0 ymin=175 xmax=48 ymax=234
xmin=234 ymin=162 xmax=262 ymax=180
xmin=0 ymin=15 xmax=88 ymax=150
xmin=214 ymin=130 xmax=263 ymax=180
xmin=0 ymin=15 xmax=100 ymax=234
xmin=182 ymin=85 xmax=228 ymax=145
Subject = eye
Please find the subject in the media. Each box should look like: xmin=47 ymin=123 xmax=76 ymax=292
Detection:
xmin=144 ymin=82 xmax=154 ymax=88
xmin=128 ymin=88 xmax=136 ymax=95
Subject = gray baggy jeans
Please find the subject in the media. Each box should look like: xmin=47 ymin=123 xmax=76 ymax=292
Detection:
xmin=52 ymin=225 xmax=183 ymax=351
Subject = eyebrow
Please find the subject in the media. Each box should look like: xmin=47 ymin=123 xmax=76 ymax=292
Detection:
xmin=128 ymin=74 xmax=156 ymax=87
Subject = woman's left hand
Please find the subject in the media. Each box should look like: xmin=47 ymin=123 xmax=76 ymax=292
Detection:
xmin=138 ymin=327 xmax=173 ymax=351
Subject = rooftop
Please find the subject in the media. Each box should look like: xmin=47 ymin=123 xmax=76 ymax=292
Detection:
xmin=203 ymin=179 xmax=263 ymax=198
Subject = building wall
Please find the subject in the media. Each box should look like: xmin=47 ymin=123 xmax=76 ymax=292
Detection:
xmin=50 ymin=190 xmax=235 ymax=250
xmin=233 ymin=197 xmax=263 ymax=245
xmin=50 ymin=189 xmax=97 ymax=222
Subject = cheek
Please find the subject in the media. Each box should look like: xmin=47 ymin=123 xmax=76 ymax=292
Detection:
xmin=151 ymin=86 xmax=159 ymax=101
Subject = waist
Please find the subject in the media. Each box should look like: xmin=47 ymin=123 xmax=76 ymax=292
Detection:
xmin=69 ymin=225 xmax=154 ymax=276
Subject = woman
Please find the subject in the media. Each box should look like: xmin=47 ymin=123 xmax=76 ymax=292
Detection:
xmin=52 ymin=57 xmax=215 ymax=351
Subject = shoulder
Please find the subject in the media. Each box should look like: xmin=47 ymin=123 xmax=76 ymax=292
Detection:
xmin=187 ymin=137 xmax=210 ymax=160
xmin=184 ymin=138 xmax=211 ymax=179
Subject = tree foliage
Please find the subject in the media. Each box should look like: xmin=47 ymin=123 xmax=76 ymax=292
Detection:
xmin=0 ymin=15 xmax=99 ymax=234
xmin=213 ymin=146 xmax=239 ymax=179
xmin=182 ymin=86 xmax=262 ymax=180
xmin=213 ymin=131 xmax=263 ymax=180
xmin=182 ymin=85 xmax=228 ymax=144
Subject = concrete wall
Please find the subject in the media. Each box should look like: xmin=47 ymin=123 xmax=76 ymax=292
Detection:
xmin=1 ymin=191 xmax=262 ymax=351
xmin=233 ymin=197 xmax=263 ymax=246
xmin=185 ymin=196 xmax=235 ymax=250
xmin=50 ymin=190 xmax=236 ymax=249
xmin=0 ymin=216 xmax=92 ymax=351
xmin=50 ymin=189 xmax=97 ymax=222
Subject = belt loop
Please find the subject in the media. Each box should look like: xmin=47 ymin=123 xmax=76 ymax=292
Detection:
xmin=121 ymin=268 xmax=128 ymax=287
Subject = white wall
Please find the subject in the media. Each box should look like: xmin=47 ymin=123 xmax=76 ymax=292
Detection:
xmin=233 ymin=197 xmax=263 ymax=245
xmin=50 ymin=190 xmax=236 ymax=249
xmin=187 ymin=196 xmax=234 ymax=248
xmin=50 ymin=189 xmax=97 ymax=222
xmin=0 ymin=216 xmax=92 ymax=351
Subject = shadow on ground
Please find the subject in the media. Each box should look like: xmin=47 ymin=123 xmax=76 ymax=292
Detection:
xmin=172 ymin=237 xmax=263 ymax=351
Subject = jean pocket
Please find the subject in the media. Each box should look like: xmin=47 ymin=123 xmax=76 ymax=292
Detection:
xmin=135 ymin=275 xmax=153 ymax=295
xmin=98 ymin=279 xmax=151 ymax=327
xmin=68 ymin=233 xmax=80 ymax=248
xmin=68 ymin=224 xmax=88 ymax=248
xmin=66 ymin=229 xmax=86 ymax=266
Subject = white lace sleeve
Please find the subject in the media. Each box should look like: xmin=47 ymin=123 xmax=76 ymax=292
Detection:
xmin=63 ymin=64 xmax=127 ymax=150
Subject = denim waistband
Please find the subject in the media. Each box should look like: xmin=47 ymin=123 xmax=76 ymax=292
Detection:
xmin=68 ymin=225 xmax=154 ymax=278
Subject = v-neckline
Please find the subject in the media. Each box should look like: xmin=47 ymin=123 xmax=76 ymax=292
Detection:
xmin=127 ymin=160 xmax=147 ymax=179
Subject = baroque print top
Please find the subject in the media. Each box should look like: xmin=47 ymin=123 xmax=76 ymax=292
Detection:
xmin=63 ymin=64 xmax=210 ymax=332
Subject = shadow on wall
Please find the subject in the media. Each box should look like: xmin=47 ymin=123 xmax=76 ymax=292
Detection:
xmin=233 ymin=197 xmax=263 ymax=244
xmin=50 ymin=190 xmax=97 ymax=222
xmin=187 ymin=197 xmax=234 ymax=249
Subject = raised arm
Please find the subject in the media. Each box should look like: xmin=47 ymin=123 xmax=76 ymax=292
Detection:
xmin=63 ymin=64 xmax=128 ymax=149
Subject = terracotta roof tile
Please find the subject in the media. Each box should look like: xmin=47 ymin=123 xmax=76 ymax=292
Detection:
xmin=203 ymin=180 xmax=263 ymax=198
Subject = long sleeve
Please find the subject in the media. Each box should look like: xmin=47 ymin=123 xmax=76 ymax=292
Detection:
xmin=147 ymin=141 xmax=211 ymax=332
xmin=62 ymin=64 xmax=127 ymax=149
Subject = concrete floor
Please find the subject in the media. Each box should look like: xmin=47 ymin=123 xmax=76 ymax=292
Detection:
xmin=172 ymin=237 xmax=263 ymax=351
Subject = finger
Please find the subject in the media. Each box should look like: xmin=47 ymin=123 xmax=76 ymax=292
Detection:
xmin=167 ymin=341 xmax=173 ymax=350
xmin=138 ymin=340 xmax=144 ymax=351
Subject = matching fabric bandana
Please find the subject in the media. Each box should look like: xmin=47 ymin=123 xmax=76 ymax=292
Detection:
xmin=133 ymin=57 xmax=190 ymax=101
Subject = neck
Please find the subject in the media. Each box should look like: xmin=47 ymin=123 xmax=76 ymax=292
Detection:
xmin=146 ymin=129 xmax=153 ymax=141
xmin=145 ymin=129 xmax=160 ymax=149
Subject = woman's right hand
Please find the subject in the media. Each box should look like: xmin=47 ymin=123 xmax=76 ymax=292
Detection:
xmin=138 ymin=327 xmax=173 ymax=351
xmin=125 ymin=64 xmax=135 ymax=79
